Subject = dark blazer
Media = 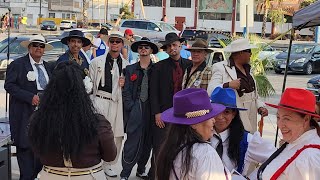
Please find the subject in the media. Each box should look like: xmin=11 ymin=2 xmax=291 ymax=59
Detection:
xmin=4 ymin=54 xmax=52 ymax=148
xmin=150 ymin=57 xmax=191 ymax=115
xmin=57 ymin=50 xmax=89 ymax=70
xmin=122 ymin=62 xmax=154 ymax=133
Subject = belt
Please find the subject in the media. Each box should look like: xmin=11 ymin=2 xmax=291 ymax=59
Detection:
xmin=43 ymin=165 xmax=103 ymax=176
xmin=96 ymin=94 xmax=112 ymax=101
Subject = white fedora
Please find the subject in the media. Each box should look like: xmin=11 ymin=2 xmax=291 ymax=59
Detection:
xmin=20 ymin=34 xmax=53 ymax=51
xmin=224 ymin=38 xmax=256 ymax=53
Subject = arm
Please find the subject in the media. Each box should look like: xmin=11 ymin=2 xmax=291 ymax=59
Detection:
xmin=121 ymin=47 xmax=128 ymax=60
xmin=4 ymin=62 xmax=35 ymax=104
xmin=207 ymin=64 xmax=224 ymax=96
xmin=150 ymin=64 xmax=161 ymax=115
xmin=122 ymin=67 xmax=134 ymax=111
xmin=98 ymin=115 xmax=117 ymax=162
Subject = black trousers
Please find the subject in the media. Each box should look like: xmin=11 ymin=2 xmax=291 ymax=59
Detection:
xmin=148 ymin=120 xmax=168 ymax=180
xmin=16 ymin=147 xmax=42 ymax=180
xmin=121 ymin=100 xmax=153 ymax=178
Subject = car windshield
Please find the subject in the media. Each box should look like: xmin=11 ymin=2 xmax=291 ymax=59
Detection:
xmin=0 ymin=38 xmax=28 ymax=54
xmin=61 ymin=21 xmax=71 ymax=24
xmin=43 ymin=21 xmax=54 ymax=25
xmin=155 ymin=22 xmax=176 ymax=31
xmin=287 ymin=45 xmax=314 ymax=54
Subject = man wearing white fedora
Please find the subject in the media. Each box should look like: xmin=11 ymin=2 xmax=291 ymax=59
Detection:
xmin=207 ymin=38 xmax=268 ymax=133
xmin=4 ymin=34 xmax=53 ymax=180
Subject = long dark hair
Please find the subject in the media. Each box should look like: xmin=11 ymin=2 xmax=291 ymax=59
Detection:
xmin=156 ymin=124 xmax=204 ymax=180
xmin=227 ymin=109 xmax=245 ymax=166
xmin=28 ymin=61 xmax=99 ymax=159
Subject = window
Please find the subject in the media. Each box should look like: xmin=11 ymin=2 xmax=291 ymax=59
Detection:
xmin=49 ymin=13 xmax=55 ymax=18
xmin=147 ymin=22 xmax=158 ymax=30
xmin=314 ymin=46 xmax=320 ymax=53
xmin=170 ymin=0 xmax=191 ymax=8
xmin=121 ymin=21 xmax=134 ymax=28
xmin=62 ymin=13 xmax=66 ymax=19
xmin=143 ymin=0 xmax=162 ymax=6
xmin=66 ymin=14 xmax=71 ymax=19
xmin=46 ymin=41 xmax=66 ymax=54
xmin=136 ymin=21 xmax=148 ymax=29
xmin=199 ymin=13 xmax=232 ymax=20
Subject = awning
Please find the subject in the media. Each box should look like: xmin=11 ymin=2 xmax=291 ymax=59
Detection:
xmin=292 ymin=0 xmax=320 ymax=30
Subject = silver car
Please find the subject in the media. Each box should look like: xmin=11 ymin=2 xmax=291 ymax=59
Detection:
xmin=118 ymin=19 xmax=180 ymax=41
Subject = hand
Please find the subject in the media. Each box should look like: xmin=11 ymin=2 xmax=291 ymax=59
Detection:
xmin=155 ymin=113 xmax=165 ymax=128
xmin=119 ymin=76 xmax=125 ymax=87
xmin=258 ymin=107 xmax=268 ymax=117
xmin=32 ymin=95 xmax=40 ymax=106
xmin=229 ymin=78 xmax=241 ymax=89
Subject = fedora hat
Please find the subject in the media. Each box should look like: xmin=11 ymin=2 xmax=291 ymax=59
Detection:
xmin=100 ymin=31 xmax=130 ymax=46
xmin=61 ymin=30 xmax=91 ymax=47
xmin=20 ymin=34 xmax=53 ymax=51
xmin=210 ymin=87 xmax=247 ymax=111
xmin=160 ymin=32 xmax=185 ymax=49
xmin=161 ymin=88 xmax=226 ymax=125
xmin=224 ymin=38 xmax=256 ymax=53
xmin=185 ymin=38 xmax=213 ymax=53
xmin=266 ymin=88 xmax=320 ymax=118
xmin=131 ymin=37 xmax=159 ymax=54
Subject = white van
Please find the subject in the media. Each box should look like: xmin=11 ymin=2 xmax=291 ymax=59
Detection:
xmin=60 ymin=20 xmax=77 ymax=30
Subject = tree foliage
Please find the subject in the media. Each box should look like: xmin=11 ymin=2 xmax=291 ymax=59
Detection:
xmin=120 ymin=4 xmax=135 ymax=19
xmin=268 ymin=9 xmax=286 ymax=25
xmin=300 ymin=0 xmax=317 ymax=8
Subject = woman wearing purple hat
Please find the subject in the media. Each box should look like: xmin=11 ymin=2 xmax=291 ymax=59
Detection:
xmin=156 ymin=88 xmax=230 ymax=180
xmin=210 ymin=87 xmax=276 ymax=178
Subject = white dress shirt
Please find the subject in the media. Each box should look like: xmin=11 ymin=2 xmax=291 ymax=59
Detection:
xmin=262 ymin=129 xmax=320 ymax=180
xmin=29 ymin=54 xmax=49 ymax=90
xmin=211 ymin=129 xmax=276 ymax=176
xmin=170 ymin=142 xmax=231 ymax=180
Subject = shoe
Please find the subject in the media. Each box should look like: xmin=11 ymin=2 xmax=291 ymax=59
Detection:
xmin=120 ymin=177 xmax=128 ymax=180
xmin=136 ymin=172 xmax=149 ymax=179
xmin=103 ymin=165 xmax=117 ymax=177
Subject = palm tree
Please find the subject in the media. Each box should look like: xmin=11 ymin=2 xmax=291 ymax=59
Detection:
xmin=82 ymin=0 xmax=88 ymax=28
xmin=260 ymin=0 xmax=271 ymax=38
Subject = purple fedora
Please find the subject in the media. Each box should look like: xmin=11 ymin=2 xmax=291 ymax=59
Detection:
xmin=161 ymin=88 xmax=226 ymax=125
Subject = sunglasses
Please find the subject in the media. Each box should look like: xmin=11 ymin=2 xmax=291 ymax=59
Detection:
xmin=31 ymin=43 xmax=45 ymax=48
xmin=242 ymin=49 xmax=251 ymax=53
xmin=109 ymin=39 xmax=123 ymax=44
xmin=138 ymin=45 xmax=151 ymax=49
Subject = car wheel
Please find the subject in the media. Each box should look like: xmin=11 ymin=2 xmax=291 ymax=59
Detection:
xmin=275 ymin=69 xmax=282 ymax=74
xmin=304 ymin=62 xmax=313 ymax=75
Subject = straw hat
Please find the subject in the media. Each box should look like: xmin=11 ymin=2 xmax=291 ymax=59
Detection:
xmin=20 ymin=34 xmax=53 ymax=51
xmin=224 ymin=38 xmax=256 ymax=53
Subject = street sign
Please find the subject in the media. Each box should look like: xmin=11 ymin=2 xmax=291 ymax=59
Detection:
xmin=240 ymin=0 xmax=254 ymax=27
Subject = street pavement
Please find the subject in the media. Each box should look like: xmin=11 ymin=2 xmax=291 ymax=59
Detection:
xmin=0 ymin=30 xmax=319 ymax=179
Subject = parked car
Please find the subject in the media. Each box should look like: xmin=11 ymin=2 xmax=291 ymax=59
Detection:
xmin=0 ymin=36 xmax=67 ymax=79
xmin=40 ymin=20 xmax=57 ymax=31
xmin=208 ymin=33 xmax=230 ymax=48
xmin=60 ymin=20 xmax=77 ymax=30
xmin=274 ymin=43 xmax=320 ymax=74
xmin=307 ymin=76 xmax=320 ymax=101
xmin=58 ymin=29 xmax=100 ymax=40
xmin=118 ymin=19 xmax=180 ymax=41
xmin=256 ymin=42 xmax=282 ymax=69
xmin=181 ymin=29 xmax=211 ymax=41
xmin=206 ymin=48 xmax=226 ymax=66
xmin=88 ymin=22 xmax=113 ymax=30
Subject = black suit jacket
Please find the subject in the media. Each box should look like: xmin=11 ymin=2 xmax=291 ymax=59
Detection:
xmin=150 ymin=57 xmax=191 ymax=115
xmin=4 ymin=54 xmax=52 ymax=148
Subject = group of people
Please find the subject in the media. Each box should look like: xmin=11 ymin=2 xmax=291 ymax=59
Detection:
xmin=1 ymin=13 xmax=21 ymax=31
xmin=4 ymin=26 xmax=320 ymax=180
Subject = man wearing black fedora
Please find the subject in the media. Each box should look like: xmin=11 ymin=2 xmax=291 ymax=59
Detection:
xmin=57 ymin=30 xmax=91 ymax=75
xmin=120 ymin=37 xmax=158 ymax=180
xmin=149 ymin=32 xmax=191 ymax=179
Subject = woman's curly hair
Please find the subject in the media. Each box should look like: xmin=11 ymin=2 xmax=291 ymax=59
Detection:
xmin=28 ymin=61 xmax=99 ymax=159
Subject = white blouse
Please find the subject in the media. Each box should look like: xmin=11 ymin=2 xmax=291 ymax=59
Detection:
xmin=211 ymin=129 xmax=276 ymax=176
xmin=170 ymin=142 xmax=231 ymax=180
xmin=262 ymin=129 xmax=320 ymax=180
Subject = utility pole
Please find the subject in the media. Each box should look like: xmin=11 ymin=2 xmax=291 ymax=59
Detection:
xmin=231 ymin=0 xmax=237 ymax=36
xmin=83 ymin=0 xmax=88 ymax=27
xmin=92 ymin=0 xmax=94 ymax=23
xmin=105 ymin=0 xmax=108 ymax=23
xmin=39 ymin=0 xmax=42 ymax=18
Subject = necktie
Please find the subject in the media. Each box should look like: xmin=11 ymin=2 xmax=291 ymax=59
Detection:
xmin=173 ymin=61 xmax=183 ymax=94
xmin=214 ymin=134 xmax=223 ymax=158
xmin=140 ymin=69 xmax=148 ymax=102
xmin=34 ymin=64 xmax=47 ymax=89
xmin=111 ymin=58 xmax=120 ymax=101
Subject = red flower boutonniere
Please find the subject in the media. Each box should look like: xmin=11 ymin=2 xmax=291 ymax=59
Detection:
xmin=130 ymin=73 xmax=138 ymax=81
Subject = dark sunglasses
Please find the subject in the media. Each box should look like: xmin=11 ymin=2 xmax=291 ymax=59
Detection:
xmin=242 ymin=49 xmax=251 ymax=53
xmin=31 ymin=43 xmax=45 ymax=48
xmin=138 ymin=45 xmax=151 ymax=49
xmin=109 ymin=39 xmax=122 ymax=44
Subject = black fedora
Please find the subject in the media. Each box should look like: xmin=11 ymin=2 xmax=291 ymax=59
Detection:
xmin=160 ymin=32 xmax=185 ymax=49
xmin=61 ymin=30 xmax=91 ymax=47
xmin=131 ymin=37 xmax=159 ymax=54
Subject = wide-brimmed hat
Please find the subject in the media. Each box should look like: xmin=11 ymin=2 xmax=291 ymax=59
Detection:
xmin=185 ymin=38 xmax=213 ymax=53
xmin=84 ymin=33 xmax=97 ymax=48
xmin=20 ymin=34 xmax=53 ymax=51
xmin=224 ymin=38 xmax=257 ymax=53
xmin=160 ymin=33 xmax=185 ymax=49
xmin=210 ymin=87 xmax=247 ymax=111
xmin=161 ymin=88 xmax=226 ymax=125
xmin=61 ymin=30 xmax=91 ymax=47
xmin=131 ymin=37 xmax=159 ymax=54
xmin=100 ymin=31 xmax=129 ymax=46
xmin=266 ymin=88 xmax=320 ymax=118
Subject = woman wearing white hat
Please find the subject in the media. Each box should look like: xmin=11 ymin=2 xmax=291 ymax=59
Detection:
xmin=207 ymin=38 xmax=268 ymax=133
